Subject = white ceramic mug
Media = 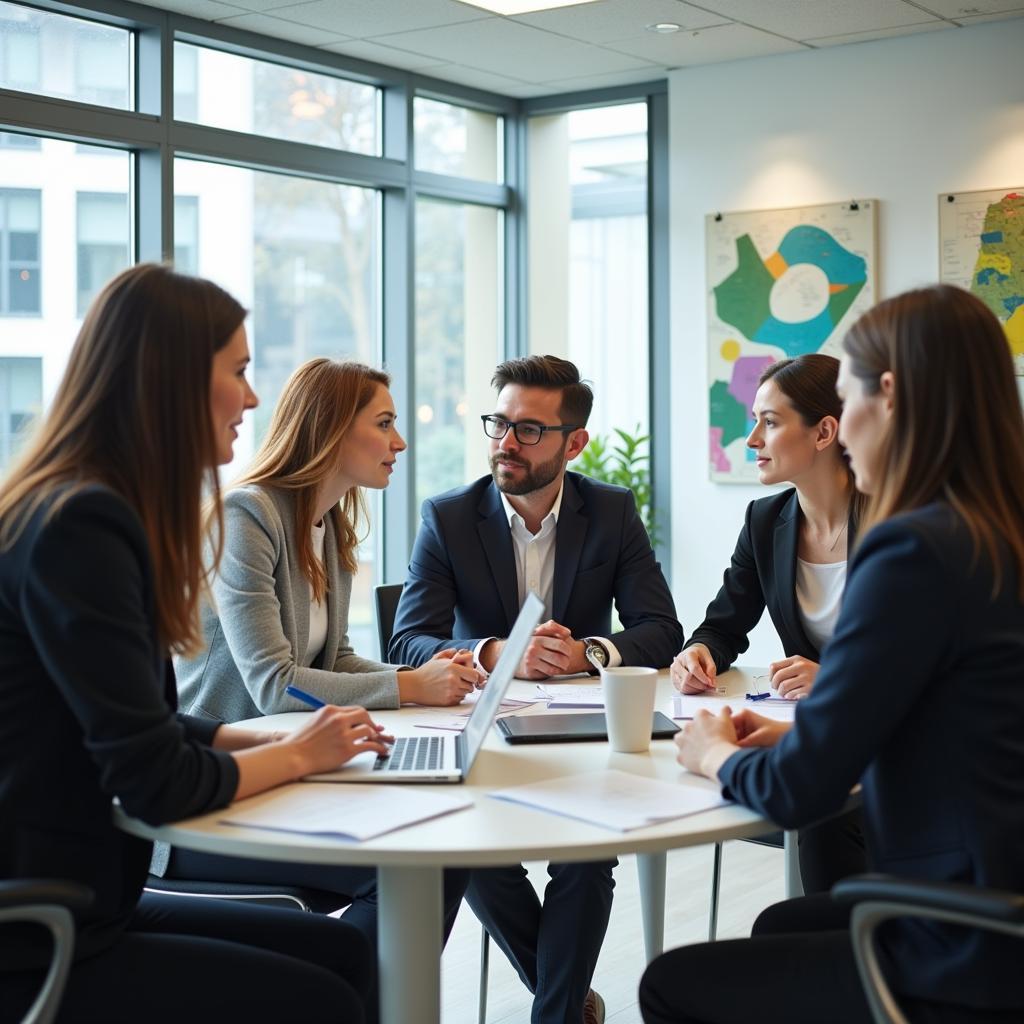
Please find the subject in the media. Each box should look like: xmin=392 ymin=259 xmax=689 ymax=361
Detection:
xmin=601 ymin=666 xmax=658 ymax=752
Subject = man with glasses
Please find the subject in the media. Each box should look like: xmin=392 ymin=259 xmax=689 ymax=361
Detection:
xmin=391 ymin=355 xmax=682 ymax=1024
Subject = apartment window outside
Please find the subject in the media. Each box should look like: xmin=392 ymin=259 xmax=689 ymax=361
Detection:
xmin=0 ymin=355 xmax=41 ymax=472
xmin=0 ymin=188 xmax=40 ymax=316
xmin=76 ymin=191 xmax=129 ymax=316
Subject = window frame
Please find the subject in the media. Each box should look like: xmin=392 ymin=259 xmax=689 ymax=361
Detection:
xmin=0 ymin=185 xmax=41 ymax=316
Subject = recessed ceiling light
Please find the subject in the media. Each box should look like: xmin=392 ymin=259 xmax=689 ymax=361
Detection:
xmin=459 ymin=0 xmax=599 ymax=14
xmin=646 ymin=22 xmax=682 ymax=34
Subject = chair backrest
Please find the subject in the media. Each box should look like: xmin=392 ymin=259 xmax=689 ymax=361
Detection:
xmin=374 ymin=583 xmax=404 ymax=661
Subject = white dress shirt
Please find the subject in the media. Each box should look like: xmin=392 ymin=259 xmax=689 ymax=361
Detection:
xmin=303 ymin=518 xmax=328 ymax=667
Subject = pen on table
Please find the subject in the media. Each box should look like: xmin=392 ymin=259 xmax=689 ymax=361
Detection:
xmin=745 ymin=692 xmax=771 ymax=702
xmin=285 ymin=684 xmax=326 ymax=709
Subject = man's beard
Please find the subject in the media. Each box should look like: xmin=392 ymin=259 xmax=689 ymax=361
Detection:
xmin=490 ymin=442 xmax=566 ymax=496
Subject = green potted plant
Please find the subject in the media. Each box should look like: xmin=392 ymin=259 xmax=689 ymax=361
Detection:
xmin=577 ymin=425 xmax=658 ymax=545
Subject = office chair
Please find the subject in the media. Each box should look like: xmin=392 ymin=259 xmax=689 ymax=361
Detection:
xmin=0 ymin=879 xmax=94 ymax=1024
xmin=707 ymin=829 xmax=803 ymax=940
xmin=144 ymin=875 xmax=343 ymax=913
xmin=374 ymin=582 xmax=492 ymax=1024
xmin=833 ymin=873 xmax=1024 ymax=1024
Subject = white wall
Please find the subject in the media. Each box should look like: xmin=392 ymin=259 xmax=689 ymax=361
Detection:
xmin=669 ymin=18 xmax=1024 ymax=664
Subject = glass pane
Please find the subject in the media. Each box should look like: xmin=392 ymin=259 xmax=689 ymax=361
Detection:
xmin=173 ymin=195 xmax=199 ymax=275
xmin=415 ymin=198 xmax=502 ymax=506
xmin=0 ymin=1 xmax=130 ymax=108
xmin=175 ymin=43 xmax=379 ymax=155
xmin=414 ymin=97 xmax=503 ymax=182
xmin=527 ymin=103 xmax=649 ymax=443
xmin=76 ymin=192 xmax=130 ymax=316
xmin=175 ymin=158 xmax=382 ymax=652
xmin=0 ymin=356 xmax=42 ymax=473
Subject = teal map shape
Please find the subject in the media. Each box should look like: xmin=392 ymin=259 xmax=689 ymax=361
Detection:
xmin=713 ymin=225 xmax=867 ymax=356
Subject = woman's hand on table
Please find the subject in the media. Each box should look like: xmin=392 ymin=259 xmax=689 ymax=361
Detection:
xmin=768 ymin=656 xmax=819 ymax=699
xmin=731 ymin=708 xmax=792 ymax=749
xmin=674 ymin=708 xmax=739 ymax=779
xmin=397 ymin=650 xmax=482 ymax=706
xmin=670 ymin=643 xmax=717 ymax=694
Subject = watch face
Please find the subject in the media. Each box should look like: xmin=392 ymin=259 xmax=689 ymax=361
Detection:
xmin=586 ymin=642 xmax=608 ymax=668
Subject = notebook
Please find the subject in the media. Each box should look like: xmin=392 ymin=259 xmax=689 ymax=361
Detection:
xmin=496 ymin=711 xmax=679 ymax=745
xmin=304 ymin=591 xmax=544 ymax=783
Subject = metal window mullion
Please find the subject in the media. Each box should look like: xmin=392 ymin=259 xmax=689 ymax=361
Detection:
xmin=410 ymin=170 xmax=508 ymax=208
xmin=505 ymin=102 xmax=527 ymax=359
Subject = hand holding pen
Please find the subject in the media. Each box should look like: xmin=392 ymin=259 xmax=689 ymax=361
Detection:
xmin=284 ymin=685 xmax=393 ymax=765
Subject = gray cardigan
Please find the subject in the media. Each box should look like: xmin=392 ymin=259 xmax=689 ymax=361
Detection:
xmin=176 ymin=484 xmax=405 ymax=720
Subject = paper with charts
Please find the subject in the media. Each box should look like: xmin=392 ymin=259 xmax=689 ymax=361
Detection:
xmin=939 ymin=187 xmax=1024 ymax=376
xmin=706 ymin=200 xmax=877 ymax=483
xmin=220 ymin=784 xmax=471 ymax=841
xmin=490 ymin=769 xmax=728 ymax=832
xmin=672 ymin=692 xmax=796 ymax=724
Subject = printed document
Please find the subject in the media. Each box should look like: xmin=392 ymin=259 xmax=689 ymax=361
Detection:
xmin=672 ymin=693 xmax=796 ymax=723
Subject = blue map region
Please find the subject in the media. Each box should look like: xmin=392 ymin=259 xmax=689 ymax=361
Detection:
xmin=978 ymin=267 xmax=1009 ymax=286
xmin=755 ymin=308 xmax=836 ymax=351
xmin=776 ymin=225 xmax=867 ymax=284
xmin=980 ymin=231 xmax=1004 ymax=244
xmin=1004 ymin=295 xmax=1024 ymax=316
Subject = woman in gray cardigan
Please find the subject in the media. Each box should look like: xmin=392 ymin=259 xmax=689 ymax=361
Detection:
xmin=168 ymin=360 xmax=476 ymax=1010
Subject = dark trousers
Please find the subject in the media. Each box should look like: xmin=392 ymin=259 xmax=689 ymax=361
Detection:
xmin=639 ymin=893 xmax=1023 ymax=1024
xmin=1 ymin=893 xmax=369 ymax=1024
xmin=797 ymin=806 xmax=866 ymax=893
xmin=466 ymin=859 xmax=616 ymax=1024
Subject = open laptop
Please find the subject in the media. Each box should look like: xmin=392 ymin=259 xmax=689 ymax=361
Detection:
xmin=305 ymin=591 xmax=544 ymax=783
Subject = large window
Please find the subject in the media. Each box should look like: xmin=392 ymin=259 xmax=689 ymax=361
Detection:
xmin=414 ymin=97 xmax=503 ymax=183
xmin=0 ymin=188 xmax=40 ymax=316
xmin=415 ymin=198 xmax=502 ymax=504
xmin=527 ymin=103 xmax=649 ymax=441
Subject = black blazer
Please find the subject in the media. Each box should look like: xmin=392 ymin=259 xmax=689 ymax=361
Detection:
xmin=0 ymin=487 xmax=237 ymax=970
xmin=687 ymin=488 xmax=856 ymax=671
xmin=719 ymin=504 xmax=1024 ymax=1010
xmin=389 ymin=471 xmax=682 ymax=668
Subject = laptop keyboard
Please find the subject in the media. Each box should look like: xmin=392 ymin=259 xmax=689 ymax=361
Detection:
xmin=373 ymin=735 xmax=444 ymax=772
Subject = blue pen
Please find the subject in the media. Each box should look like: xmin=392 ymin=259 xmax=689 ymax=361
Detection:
xmin=745 ymin=692 xmax=771 ymax=702
xmin=285 ymin=684 xmax=326 ymax=709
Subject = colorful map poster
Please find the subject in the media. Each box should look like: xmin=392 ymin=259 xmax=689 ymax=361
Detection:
xmin=706 ymin=201 xmax=877 ymax=483
xmin=939 ymin=188 xmax=1024 ymax=375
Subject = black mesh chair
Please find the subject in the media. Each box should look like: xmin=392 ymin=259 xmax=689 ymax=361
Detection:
xmin=0 ymin=879 xmax=94 ymax=1024
xmin=833 ymin=873 xmax=1024 ymax=1024
xmin=374 ymin=582 xmax=492 ymax=1024
xmin=144 ymin=875 xmax=344 ymax=913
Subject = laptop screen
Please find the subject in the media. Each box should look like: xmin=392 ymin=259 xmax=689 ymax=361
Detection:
xmin=459 ymin=592 xmax=544 ymax=770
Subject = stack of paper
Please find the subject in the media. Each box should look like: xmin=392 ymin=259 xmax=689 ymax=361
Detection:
xmin=535 ymin=684 xmax=605 ymax=708
xmin=671 ymin=693 xmax=796 ymax=723
xmin=489 ymin=768 xmax=728 ymax=831
xmin=220 ymin=784 xmax=471 ymax=841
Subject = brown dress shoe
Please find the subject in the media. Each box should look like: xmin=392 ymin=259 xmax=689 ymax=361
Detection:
xmin=583 ymin=989 xmax=605 ymax=1024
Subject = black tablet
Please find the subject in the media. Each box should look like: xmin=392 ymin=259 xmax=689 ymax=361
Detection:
xmin=495 ymin=711 xmax=679 ymax=745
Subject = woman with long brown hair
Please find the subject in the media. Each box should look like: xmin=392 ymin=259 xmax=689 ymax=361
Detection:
xmin=0 ymin=264 xmax=385 ymax=1023
xmin=643 ymin=285 xmax=1024 ymax=1023
xmin=170 ymin=358 xmax=476 ymax=977
xmin=673 ymin=353 xmax=865 ymax=893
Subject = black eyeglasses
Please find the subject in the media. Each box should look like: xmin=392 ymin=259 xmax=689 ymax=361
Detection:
xmin=480 ymin=415 xmax=582 ymax=446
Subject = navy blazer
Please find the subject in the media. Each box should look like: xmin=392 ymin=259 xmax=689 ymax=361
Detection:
xmin=389 ymin=472 xmax=682 ymax=668
xmin=687 ymin=488 xmax=856 ymax=671
xmin=0 ymin=488 xmax=237 ymax=970
xmin=719 ymin=503 xmax=1024 ymax=1010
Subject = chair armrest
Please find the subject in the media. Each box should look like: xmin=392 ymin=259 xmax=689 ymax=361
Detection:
xmin=0 ymin=879 xmax=94 ymax=914
xmin=833 ymin=873 xmax=1024 ymax=927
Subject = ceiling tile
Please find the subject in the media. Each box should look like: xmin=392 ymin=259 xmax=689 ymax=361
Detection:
xmin=606 ymin=21 xmax=805 ymax=64
xmin=950 ymin=8 xmax=1024 ymax=23
xmin=513 ymin=0 xmax=728 ymax=44
xmin=150 ymin=0 xmax=248 ymax=18
xmin=412 ymin=62 xmax=529 ymax=93
xmin=375 ymin=18 xmax=656 ymax=80
xmin=261 ymin=0 xmax=488 ymax=36
xmin=915 ymin=0 xmax=1023 ymax=15
xmin=201 ymin=0 xmax=307 ymax=12
xmin=318 ymin=38 xmax=449 ymax=70
xmin=538 ymin=65 xmax=670 ymax=90
xmin=806 ymin=20 xmax=953 ymax=45
xmin=693 ymin=0 xmax=939 ymax=40
xmin=214 ymin=11 xmax=350 ymax=45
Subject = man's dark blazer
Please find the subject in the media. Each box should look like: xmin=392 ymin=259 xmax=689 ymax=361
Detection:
xmin=719 ymin=504 xmax=1024 ymax=1010
xmin=389 ymin=471 xmax=682 ymax=668
xmin=0 ymin=487 xmax=237 ymax=970
xmin=687 ymin=487 xmax=858 ymax=672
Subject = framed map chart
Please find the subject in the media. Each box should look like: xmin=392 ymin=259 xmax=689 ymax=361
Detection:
xmin=705 ymin=200 xmax=877 ymax=484
xmin=939 ymin=188 xmax=1024 ymax=375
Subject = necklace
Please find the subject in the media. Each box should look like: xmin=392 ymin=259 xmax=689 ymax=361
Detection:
xmin=828 ymin=520 xmax=848 ymax=552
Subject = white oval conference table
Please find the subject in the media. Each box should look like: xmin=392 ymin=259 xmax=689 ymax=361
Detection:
xmin=116 ymin=667 xmax=783 ymax=1024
